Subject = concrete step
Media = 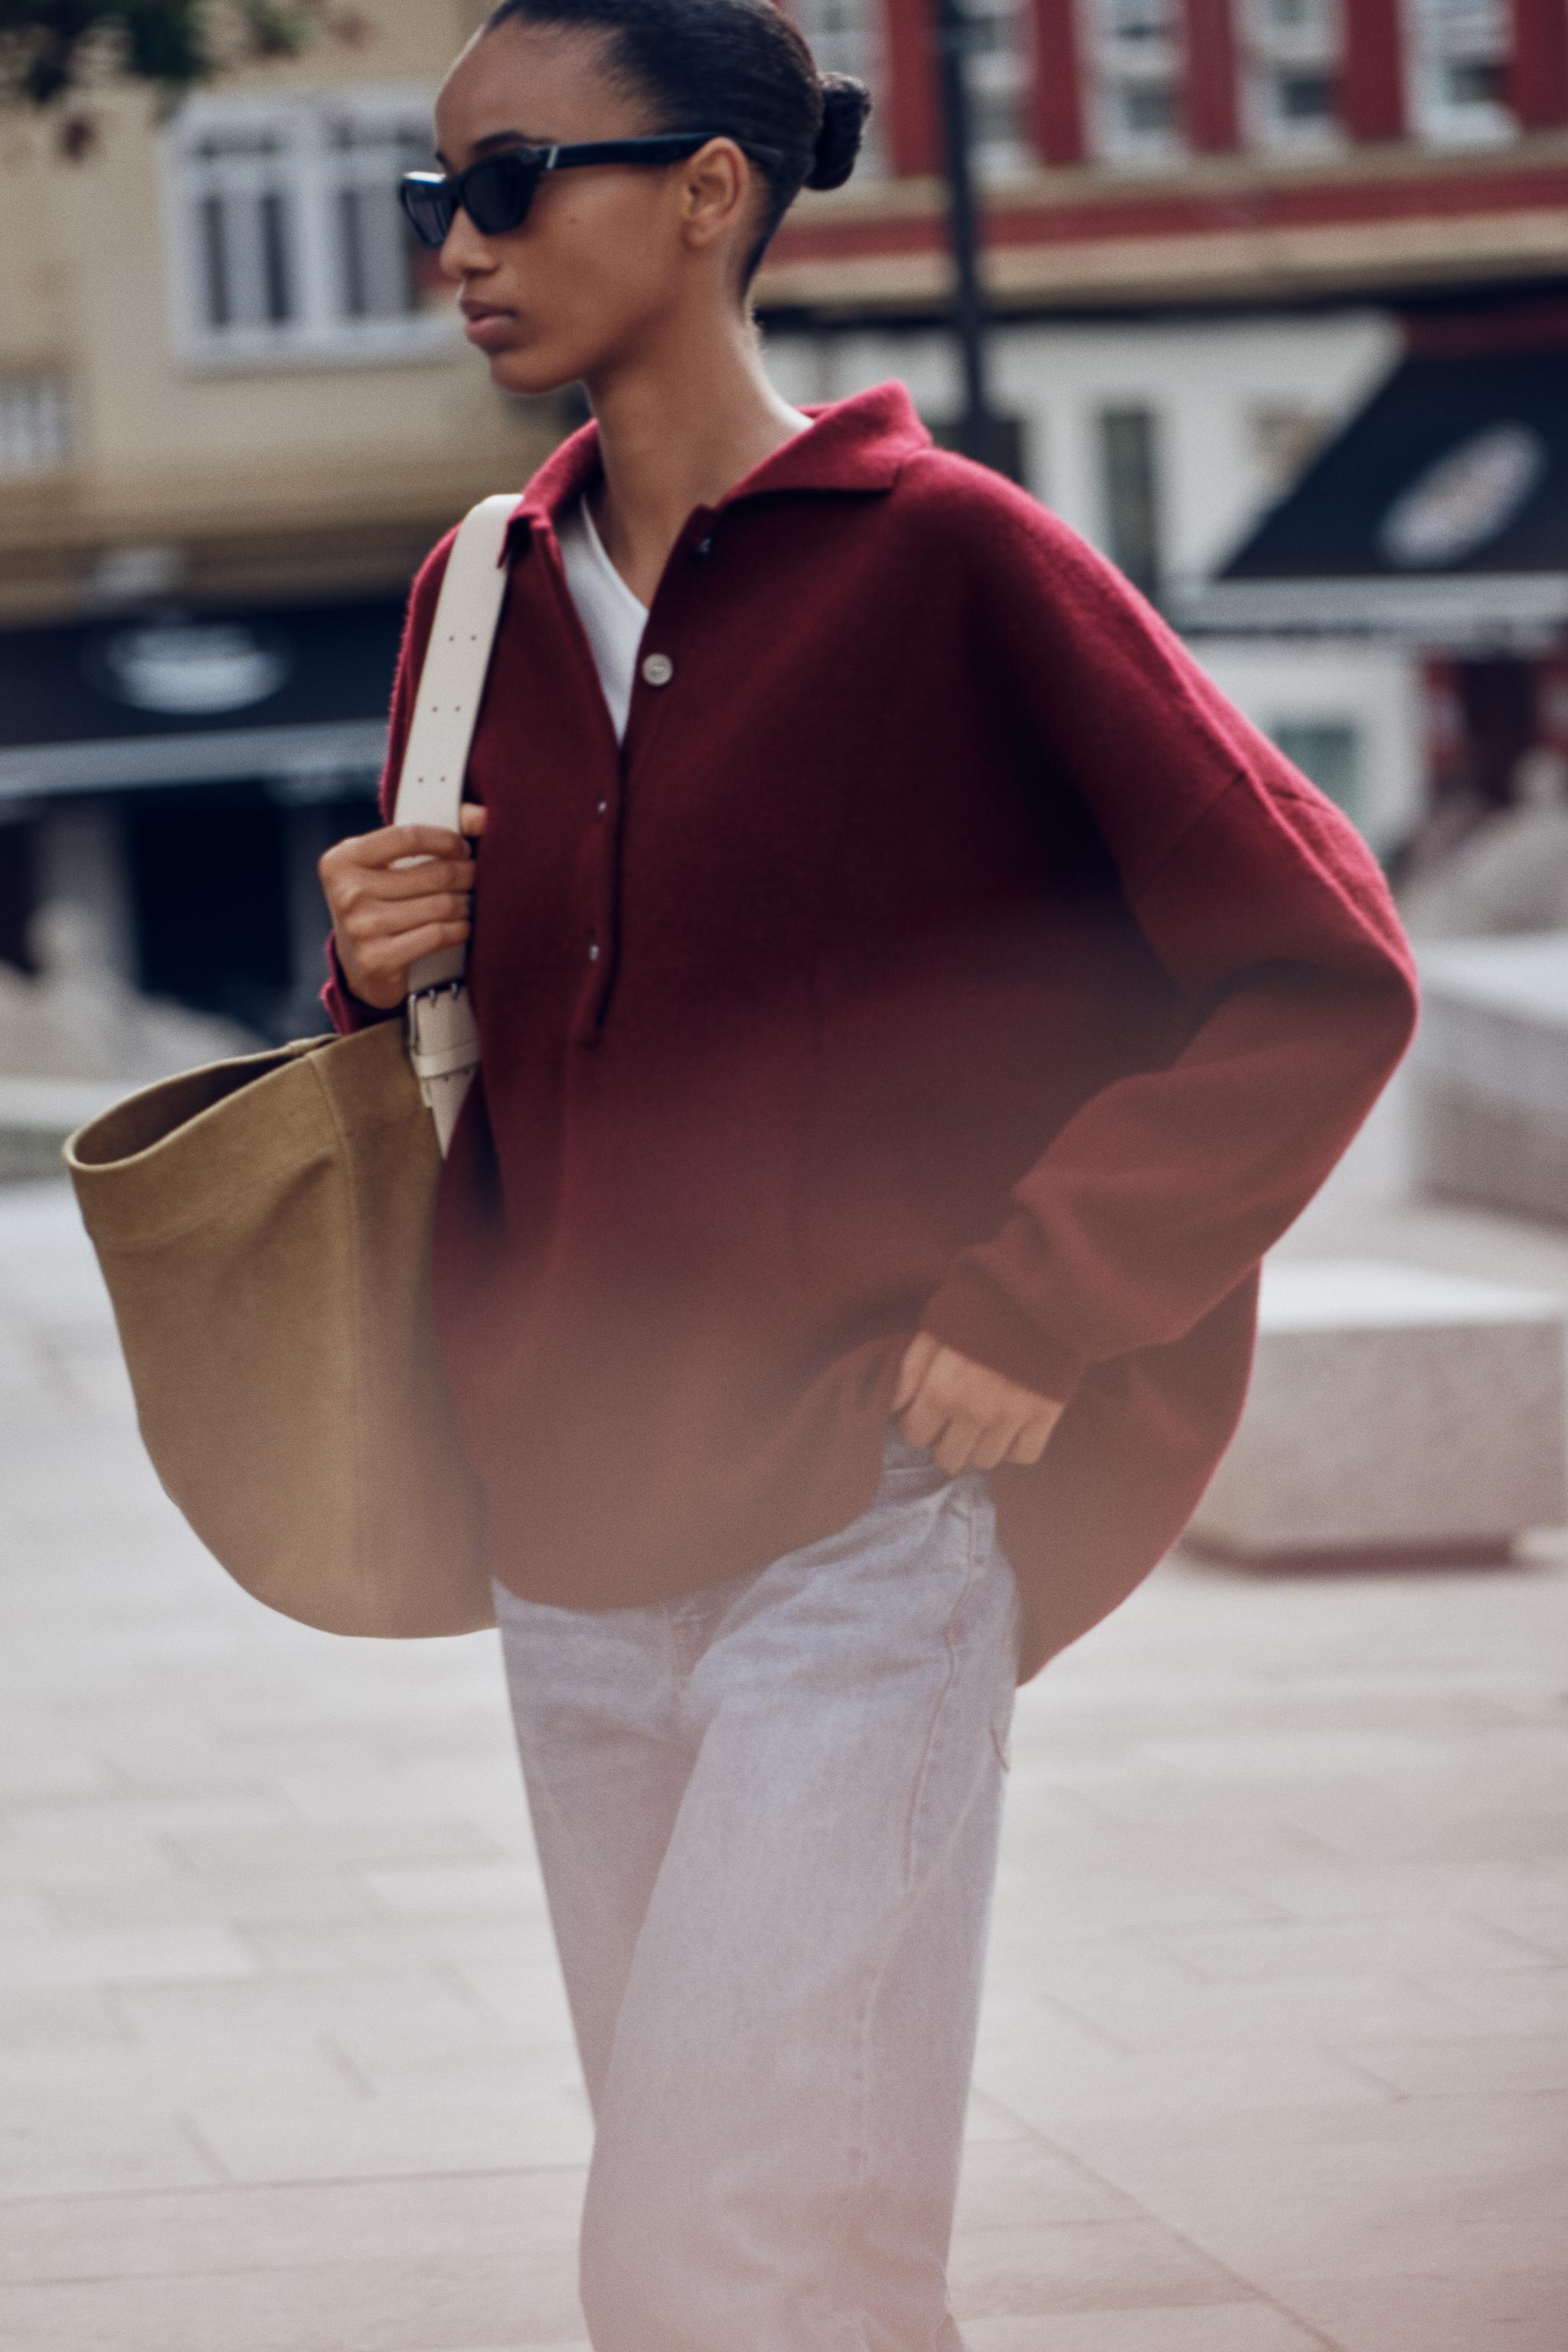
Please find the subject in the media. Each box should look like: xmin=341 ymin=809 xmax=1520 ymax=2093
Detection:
xmin=1190 ymin=1257 xmax=1568 ymax=1561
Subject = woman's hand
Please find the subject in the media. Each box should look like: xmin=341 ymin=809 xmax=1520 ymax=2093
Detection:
xmin=319 ymin=804 xmax=488 ymax=1011
xmin=892 ymin=1334 xmax=1065 ymax=1476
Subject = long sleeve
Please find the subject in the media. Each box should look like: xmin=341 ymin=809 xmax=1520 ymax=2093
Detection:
xmin=916 ymin=485 xmax=1419 ymax=1403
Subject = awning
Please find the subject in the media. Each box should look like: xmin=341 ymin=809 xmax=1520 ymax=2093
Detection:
xmin=0 ymin=594 xmax=405 ymax=802
xmin=1178 ymin=348 xmax=1568 ymax=648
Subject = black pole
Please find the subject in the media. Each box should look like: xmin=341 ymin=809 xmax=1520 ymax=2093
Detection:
xmin=929 ymin=0 xmax=1006 ymax=473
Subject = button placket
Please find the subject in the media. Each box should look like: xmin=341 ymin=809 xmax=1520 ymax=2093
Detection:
xmin=581 ymin=516 xmax=713 ymax=1038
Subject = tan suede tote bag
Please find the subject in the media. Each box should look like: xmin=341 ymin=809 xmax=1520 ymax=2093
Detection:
xmin=64 ymin=496 xmax=518 ymax=1638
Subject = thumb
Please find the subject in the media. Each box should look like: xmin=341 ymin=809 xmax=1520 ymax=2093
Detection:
xmin=459 ymin=802 xmax=488 ymax=838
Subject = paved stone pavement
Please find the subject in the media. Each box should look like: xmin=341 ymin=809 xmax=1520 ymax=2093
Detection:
xmin=3 ymin=1119 xmax=1567 ymax=2352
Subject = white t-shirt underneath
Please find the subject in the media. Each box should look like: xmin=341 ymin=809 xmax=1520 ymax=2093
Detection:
xmin=557 ymin=490 xmax=649 ymax=743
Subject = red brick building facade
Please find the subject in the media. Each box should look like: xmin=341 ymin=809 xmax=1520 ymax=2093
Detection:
xmin=761 ymin=1 xmax=1568 ymax=315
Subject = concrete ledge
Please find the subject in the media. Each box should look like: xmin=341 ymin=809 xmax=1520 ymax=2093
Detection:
xmin=1412 ymin=933 xmax=1568 ymax=1225
xmin=1190 ymin=1258 xmax=1568 ymax=1561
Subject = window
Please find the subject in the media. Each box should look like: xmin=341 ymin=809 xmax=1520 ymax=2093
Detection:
xmin=1243 ymin=0 xmax=1343 ymax=149
xmin=1090 ymin=0 xmax=1185 ymax=165
xmin=792 ymin=0 xmax=888 ymax=173
xmin=0 ymin=374 xmax=71 ymax=476
xmin=959 ymin=0 xmax=1037 ymax=178
xmin=1097 ymin=405 xmax=1163 ymax=599
xmin=168 ymin=91 xmax=450 ymax=364
xmin=1271 ymin=720 xmax=1363 ymax=822
xmin=1408 ymin=0 xmax=1512 ymax=145
xmin=926 ymin=411 xmax=1033 ymax=487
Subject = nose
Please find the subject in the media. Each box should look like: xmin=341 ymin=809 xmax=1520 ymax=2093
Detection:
xmin=439 ymin=205 xmax=493 ymax=283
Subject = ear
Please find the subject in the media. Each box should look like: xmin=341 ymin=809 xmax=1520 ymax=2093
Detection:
xmin=678 ymin=135 xmax=754 ymax=255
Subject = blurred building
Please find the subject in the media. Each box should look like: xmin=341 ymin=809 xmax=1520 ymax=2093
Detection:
xmin=4 ymin=0 xmax=1568 ymax=1041
xmin=761 ymin=0 xmax=1568 ymax=864
xmin=0 ymin=0 xmax=560 ymax=1042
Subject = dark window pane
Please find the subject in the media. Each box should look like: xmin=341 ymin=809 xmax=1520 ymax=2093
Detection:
xmin=198 ymin=194 xmax=230 ymax=328
xmin=1279 ymin=70 xmax=1336 ymax=119
xmin=1446 ymin=59 xmax=1508 ymax=109
xmin=339 ymin=186 xmax=367 ymax=318
xmin=1099 ymin=406 xmax=1161 ymax=599
xmin=926 ymin=412 xmax=1031 ymax=486
xmin=259 ymin=192 xmax=292 ymax=324
xmin=1125 ymin=84 xmax=1176 ymax=132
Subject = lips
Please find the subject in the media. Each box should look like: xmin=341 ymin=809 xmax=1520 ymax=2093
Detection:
xmin=462 ymin=303 xmax=515 ymax=350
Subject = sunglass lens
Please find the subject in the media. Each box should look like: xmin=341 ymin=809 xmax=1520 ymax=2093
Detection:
xmin=399 ymin=178 xmax=452 ymax=249
xmin=462 ymin=151 xmax=541 ymax=236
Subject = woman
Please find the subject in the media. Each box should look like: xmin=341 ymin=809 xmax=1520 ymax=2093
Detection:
xmin=319 ymin=2 xmax=1417 ymax=2342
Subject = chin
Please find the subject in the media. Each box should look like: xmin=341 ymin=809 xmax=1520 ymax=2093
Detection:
xmin=488 ymin=344 xmax=591 ymax=401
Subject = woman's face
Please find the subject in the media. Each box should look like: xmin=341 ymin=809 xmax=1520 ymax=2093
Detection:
xmin=432 ymin=22 xmax=754 ymax=397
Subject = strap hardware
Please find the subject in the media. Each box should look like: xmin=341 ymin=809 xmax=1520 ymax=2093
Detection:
xmin=407 ymin=980 xmax=481 ymax=1087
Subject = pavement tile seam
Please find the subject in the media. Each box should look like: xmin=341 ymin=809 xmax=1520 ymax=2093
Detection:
xmin=1024 ymin=2143 xmax=1354 ymax=2348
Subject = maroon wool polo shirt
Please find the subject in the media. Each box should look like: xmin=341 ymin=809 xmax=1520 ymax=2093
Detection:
xmin=325 ymin=378 xmax=1417 ymax=1681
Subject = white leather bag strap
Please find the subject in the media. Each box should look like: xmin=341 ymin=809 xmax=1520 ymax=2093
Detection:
xmin=391 ymin=492 xmax=517 ymax=1156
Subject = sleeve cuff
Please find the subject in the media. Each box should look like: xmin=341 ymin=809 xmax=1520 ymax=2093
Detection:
xmin=321 ymin=935 xmax=400 ymax=1036
xmin=918 ymin=1258 xmax=1087 ymax=1407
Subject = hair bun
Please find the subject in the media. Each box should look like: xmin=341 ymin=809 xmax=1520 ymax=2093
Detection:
xmin=805 ymin=74 xmax=871 ymax=191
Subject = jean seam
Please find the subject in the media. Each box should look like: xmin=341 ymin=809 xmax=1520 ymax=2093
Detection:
xmin=900 ymin=1479 xmax=983 ymax=1889
xmin=505 ymin=1711 xmax=635 ymax=1971
xmin=822 ymin=1478 xmax=984 ymax=2345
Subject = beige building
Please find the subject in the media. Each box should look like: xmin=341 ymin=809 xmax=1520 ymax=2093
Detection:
xmin=0 ymin=0 xmax=572 ymax=1035
xmin=0 ymin=0 xmax=562 ymax=624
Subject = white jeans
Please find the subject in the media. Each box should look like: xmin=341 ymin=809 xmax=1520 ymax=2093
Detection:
xmin=493 ymin=1428 xmax=1022 ymax=2352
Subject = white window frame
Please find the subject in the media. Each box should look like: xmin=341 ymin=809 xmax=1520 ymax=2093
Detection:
xmin=1089 ymin=0 xmax=1186 ymax=168
xmin=1241 ymin=0 xmax=1344 ymax=152
xmin=959 ymin=0 xmax=1037 ymax=180
xmin=164 ymin=86 xmax=456 ymax=373
xmin=1407 ymin=0 xmax=1513 ymax=147
xmin=791 ymin=0 xmax=889 ymax=175
xmin=0 ymin=374 xmax=72 ymax=476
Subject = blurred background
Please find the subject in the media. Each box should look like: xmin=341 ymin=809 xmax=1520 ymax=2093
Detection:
xmin=2 ymin=9 xmax=1568 ymax=2349
xmin=4 ymin=0 xmax=1568 ymax=1075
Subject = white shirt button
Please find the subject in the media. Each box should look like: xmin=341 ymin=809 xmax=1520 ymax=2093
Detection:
xmin=641 ymin=652 xmax=675 ymax=688
xmin=587 ymin=936 xmax=600 ymax=963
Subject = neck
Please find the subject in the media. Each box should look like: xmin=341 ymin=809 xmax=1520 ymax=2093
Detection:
xmin=582 ymin=310 xmax=812 ymax=606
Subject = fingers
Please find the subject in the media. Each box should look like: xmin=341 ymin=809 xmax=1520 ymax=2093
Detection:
xmin=897 ymin=1398 xmax=983 ymax=1478
xmin=893 ymin=1337 xmax=1067 ymax=1477
xmin=968 ymin=1416 xmax=1031 ymax=1472
xmin=459 ymin=802 xmax=488 ymax=837
xmin=318 ymin=813 xmax=486 ymax=1014
xmin=342 ymin=823 xmax=470 ymax=869
xmin=909 ymin=1407 xmax=1060 ymax=1478
xmin=351 ymin=890 xmax=472 ymax=942
xmin=349 ymin=916 xmax=472 ymax=995
xmin=926 ymin=1416 xmax=1019 ymax=1477
xmin=890 ymin=1331 xmax=938 ymax=1415
xmin=349 ymin=860 xmax=475 ymax=906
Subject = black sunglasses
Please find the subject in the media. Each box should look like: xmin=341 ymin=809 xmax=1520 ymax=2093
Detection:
xmin=399 ymin=133 xmax=778 ymax=248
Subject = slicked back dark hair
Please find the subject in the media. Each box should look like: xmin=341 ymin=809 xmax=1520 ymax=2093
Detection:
xmin=482 ymin=0 xmax=871 ymax=286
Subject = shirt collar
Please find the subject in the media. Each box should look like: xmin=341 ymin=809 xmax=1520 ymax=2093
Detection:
xmin=507 ymin=377 xmax=932 ymax=541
